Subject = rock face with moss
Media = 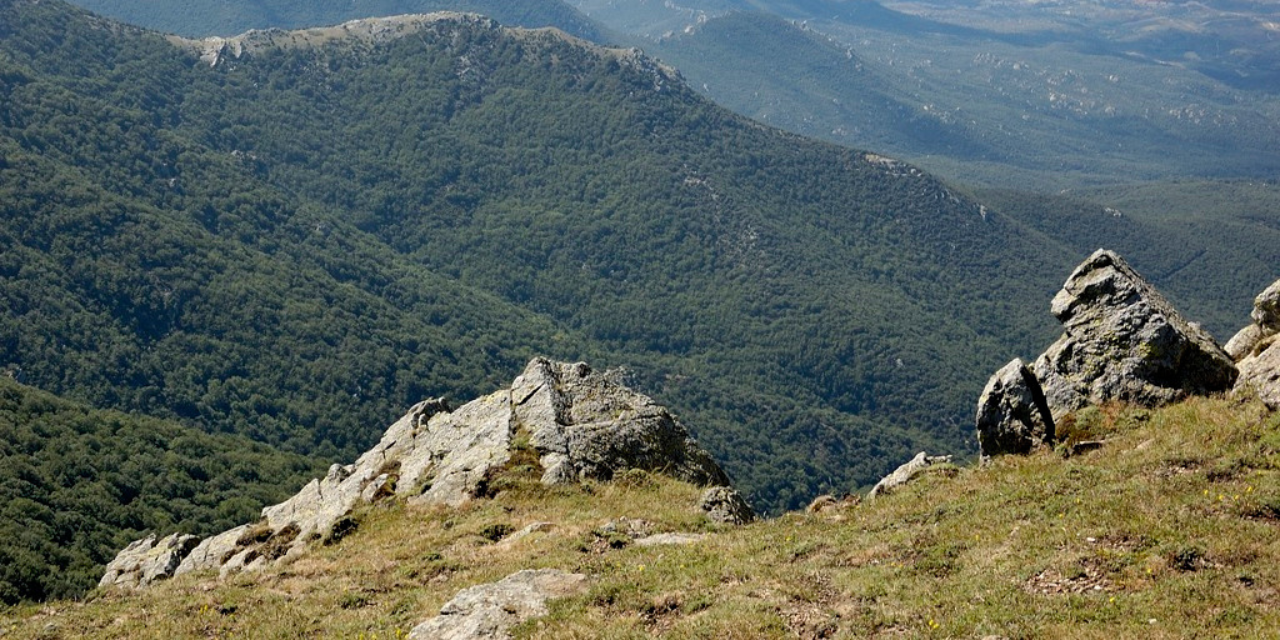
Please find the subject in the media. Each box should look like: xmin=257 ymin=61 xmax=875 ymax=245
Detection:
xmin=101 ymin=359 xmax=735 ymax=588
xmin=1033 ymin=249 xmax=1237 ymax=420
xmin=1230 ymin=278 xmax=1280 ymax=408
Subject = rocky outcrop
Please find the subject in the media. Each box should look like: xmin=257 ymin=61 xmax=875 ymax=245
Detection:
xmin=1231 ymin=278 xmax=1280 ymax=408
xmin=512 ymin=358 xmax=730 ymax=487
xmin=102 ymin=358 xmax=735 ymax=588
xmin=699 ymin=486 xmax=755 ymax=525
xmin=976 ymin=358 xmax=1055 ymax=458
xmin=867 ymin=452 xmax=953 ymax=498
xmin=408 ymin=569 xmax=589 ymax=640
xmin=97 ymin=533 xmax=200 ymax=589
xmin=1032 ymin=250 xmax=1236 ymax=420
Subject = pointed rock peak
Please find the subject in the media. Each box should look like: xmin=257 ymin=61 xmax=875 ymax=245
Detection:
xmin=1035 ymin=249 xmax=1236 ymax=419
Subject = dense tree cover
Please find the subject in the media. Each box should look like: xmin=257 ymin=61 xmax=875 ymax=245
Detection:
xmin=65 ymin=0 xmax=606 ymax=40
xmin=0 ymin=377 xmax=323 ymax=604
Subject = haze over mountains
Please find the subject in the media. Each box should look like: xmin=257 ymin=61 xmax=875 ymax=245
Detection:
xmin=5 ymin=0 xmax=1278 ymax=605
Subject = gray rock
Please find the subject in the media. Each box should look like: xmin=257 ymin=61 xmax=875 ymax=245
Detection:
xmin=174 ymin=525 xmax=249 ymax=577
xmin=98 ymin=533 xmax=200 ymax=589
xmin=1236 ymin=336 xmax=1280 ymax=409
xmin=699 ymin=486 xmax=755 ymax=525
xmin=867 ymin=452 xmax=953 ymax=499
xmin=1251 ymin=279 xmax=1280 ymax=332
xmin=407 ymin=391 xmax=514 ymax=507
xmin=976 ymin=358 xmax=1055 ymax=458
xmin=1033 ymin=250 xmax=1236 ymax=419
xmin=408 ymin=569 xmax=589 ymax=640
xmin=107 ymin=358 xmax=741 ymax=588
xmin=1225 ymin=324 xmax=1265 ymax=361
xmin=634 ymin=532 xmax=707 ymax=546
xmin=512 ymin=358 xmax=730 ymax=487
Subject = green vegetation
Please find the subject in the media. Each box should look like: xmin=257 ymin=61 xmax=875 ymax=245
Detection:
xmin=5 ymin=395 xmax=1279 ymax=637
xmin=0 ymin=378 xmax=322 ymax=605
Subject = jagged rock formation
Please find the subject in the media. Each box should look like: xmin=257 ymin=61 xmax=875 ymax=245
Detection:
xmin=408 ymin=569 xmax=589 ymax=640
xmin=867 ymin=452 xmax=953 ymax=498
xmin=698 ymin=486 xmax=755 ymax=525
xmin=976 ymin=250 xmax=1238 ymax=456
xmin=101 ymin=358 xmax=734 ymax=588
xmin=513 ymin=359 xmax=730 ymax=487
xmin=97 ymin=533 xmax=200 ymax=590
xmin=975 ymin=358 xmax=1056 ymax=458
xmin=1032 ymin=250 xmax=1237 ymax=420
xmin=1230 ymin=278 xmax=1280 ymax=408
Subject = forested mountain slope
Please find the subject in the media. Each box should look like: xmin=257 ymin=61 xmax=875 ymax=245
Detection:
xmin=0 ymin=378 xmax=321 ymax=604
xmin=0 ymin=0 xmax=1089 ymax=518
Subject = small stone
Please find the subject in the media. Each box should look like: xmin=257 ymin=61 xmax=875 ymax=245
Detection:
xmin=699 ymin=486 xmax=755 ymax=525
xmin=634 ymin=533 xmax=706 ymax=546
xmin=868 ymin=452 xmax=952 ymax=498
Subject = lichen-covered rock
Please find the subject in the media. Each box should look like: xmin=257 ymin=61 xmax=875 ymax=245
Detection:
xmin=98 ymin=533 xmax=200 ymax=589
xmin=976 ymin=358 xmax=1055 ymax=458
xmin=1033 ymin=250 xmax=1236 ymax=419
xmin=867 ymin=452 xmax=953 ymax=498
xmin=699 ymin=485 xmax=755 ymax=525
xmin=408 ymin=569 xmax=589 ymax=640
xmin=512 ymin=358 xmax=730 ymax=487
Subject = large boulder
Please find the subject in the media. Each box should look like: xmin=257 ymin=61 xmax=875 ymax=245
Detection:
xmin=408 ymin=569 xmax=589 ymax=640
xmin=512 ymin=358 xmax=730 ymax=487
xmin=1033 ymin=250 xmax=1236 ymax=419
xmin=97 ymin=533 xmax=201 ymax=589
xmin=104 ymin=358 xmax=737 ymax=587
xmin=975 ymin=358 xmax=1055 ymax=458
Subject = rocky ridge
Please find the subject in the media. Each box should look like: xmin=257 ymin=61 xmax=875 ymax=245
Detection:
xmin=166 ymin=11 xmax=679 ymax=82
xmin=99 ymin=358 xmax=743 ymax=590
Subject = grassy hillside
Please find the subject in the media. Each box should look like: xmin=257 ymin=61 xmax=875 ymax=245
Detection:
xmin=65 ymin=0 xmax=606 ymax=40
xmin=0 ymin=378 xmax=322 ymax=605
xmin=6 ymin=395 xmax=1278 ymax=637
